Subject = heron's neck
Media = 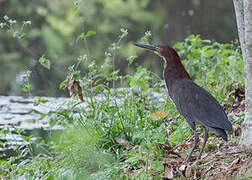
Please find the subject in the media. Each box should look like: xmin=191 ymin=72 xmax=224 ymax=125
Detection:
xmin=163 ymin=57 xmax=191 ymax=84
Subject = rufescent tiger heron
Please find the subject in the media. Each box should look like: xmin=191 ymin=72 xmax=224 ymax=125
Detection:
xmin=133 ymin=43 xmax=232 ymax=161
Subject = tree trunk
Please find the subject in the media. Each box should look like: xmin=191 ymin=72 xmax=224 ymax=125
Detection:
xmin=233 ymin=0 xmax=246 ymax=59
xmin=233 ymin=0 xmax=252 ymax=146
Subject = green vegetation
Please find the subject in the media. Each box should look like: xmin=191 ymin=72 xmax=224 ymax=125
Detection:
xmin=0 ymin=27 xmax=244 ymax=178
xmin=0 ymin=1 xmax=245 ymax=179
xmin=174 ymin=34 xmax=244 ymax=102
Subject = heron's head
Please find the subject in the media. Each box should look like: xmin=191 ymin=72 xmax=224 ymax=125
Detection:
xmin=133 ymin=43 xmax=180 ymax=62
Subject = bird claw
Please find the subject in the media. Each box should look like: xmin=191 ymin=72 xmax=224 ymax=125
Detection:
xmin=196 ymin=154 xmax=202 ymax=161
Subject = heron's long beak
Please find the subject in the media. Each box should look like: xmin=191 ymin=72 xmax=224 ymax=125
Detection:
xmin=133 ymin=43 xmax=157 ymax=52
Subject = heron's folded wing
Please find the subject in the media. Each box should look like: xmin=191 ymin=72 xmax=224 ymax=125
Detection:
xmin=170 ymin=79 xmax=232 ymax=131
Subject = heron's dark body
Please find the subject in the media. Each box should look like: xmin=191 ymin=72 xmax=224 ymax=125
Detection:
xmin=163 ymin=51 xmax=232 ymax=141
xmin=133 ymin=43 xmax=233 ymax=161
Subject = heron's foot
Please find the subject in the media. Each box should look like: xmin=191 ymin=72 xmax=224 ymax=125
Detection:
xmin=196 ymin=153 xmax=202 ymax=160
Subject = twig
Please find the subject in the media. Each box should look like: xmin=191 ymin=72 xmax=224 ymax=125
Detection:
xmin=83 ymin=24 xmax=91 ymax=59
xmin=111 ymin=32 xmax=126 ymax=89
xmin=82 ymin=24 xmax=93 ymax=93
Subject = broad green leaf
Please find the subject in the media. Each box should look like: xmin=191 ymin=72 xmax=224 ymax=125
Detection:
xmin=204 ymin=49 xmax=215 ymax=57
xmin=22 ymin=87 xmax=28 ymax=92
xmin=39 ymin=55 xmax=51 ymax=70
xmin=76 ymin=33 xmax=84 ymax=41
xmin=187 ymin=34 xmax=195 ymax=41
xmin=40 ymin=113 xmax=46 ymax=120
xmin=223 ymin=56 xmax=230 ymax=63
xmin=93 ymin=84 xmax=104 ymax=93
xmin=59 ymin=80 xmax=66 ymax=89
xmin=22 ymin=84 xmax=31 ymax=93
xmin=73 ymin=6 xmax=78 ymax=12
xmin=127 ymin=55 xmax=137 ymax=64
xmin=86 ymin=30 xmax=96 ymax=37
xmin=202 ymin=45 xmax=211 ymax=51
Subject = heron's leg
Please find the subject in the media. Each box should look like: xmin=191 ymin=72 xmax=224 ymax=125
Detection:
xmin=186 ymin=130 xmax=199 ymax=162
xmin=186 ymin=121 xmax=199 ymax=162
xmin=197 ymin=127 xmax=208 ymax=160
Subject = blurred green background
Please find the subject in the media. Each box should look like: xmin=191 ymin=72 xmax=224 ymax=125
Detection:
xmin=0 ymin=0 xmax=237 ymax=96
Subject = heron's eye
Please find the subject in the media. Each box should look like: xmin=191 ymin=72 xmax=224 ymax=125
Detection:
xmin=156 ymin=47 xmax=162 ymax=52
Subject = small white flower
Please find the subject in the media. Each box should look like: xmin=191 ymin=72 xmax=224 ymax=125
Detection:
xmin=20 ymin=70 xmax=32 ymax=81
xmin=0 ymin=23 xmax=4 ymax=28
xmin=9 ymin=19 xmax=17 ymax=24
xmin=77 ymin=54 xmax=88 ymax=61
xmin=105 ymin=52 xmax=112 ymax=57
xmin=120 ymin=28 xmax=128 ymax=34
xmin=4 ymin=15 xmax=9 ymax=20
xmin=23 ymin=20 xmax=31 ymax=25
xmin=145 ymin=31 xmax=151 ymax=36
